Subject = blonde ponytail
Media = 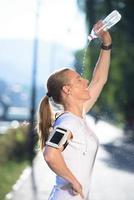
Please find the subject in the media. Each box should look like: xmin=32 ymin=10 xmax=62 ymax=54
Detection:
xmin=37 ymin=96 xmax=53 ymax=150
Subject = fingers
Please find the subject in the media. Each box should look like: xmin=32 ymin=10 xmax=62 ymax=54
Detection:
xmin=79 ymin=190 xmax=84 ymax=199
xmin=67 ymin=180 xmax=85 ymax=199
xmin=72 ymin=189 xmax=79 ymax=195
xmin=94 ymin=20 xmax=103 ymax=30
xmin=93 ymin=20 xmax=107 ymax=36
xmin=72 ymin=188 xmax=84 ymax=199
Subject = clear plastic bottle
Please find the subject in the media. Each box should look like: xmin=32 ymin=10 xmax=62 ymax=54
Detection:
xmin=88 ymin=10 xmax=121 ymax=41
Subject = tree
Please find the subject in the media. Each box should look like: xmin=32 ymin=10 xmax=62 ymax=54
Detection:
xmin=76 ymin=0 xmax=134 ymax=134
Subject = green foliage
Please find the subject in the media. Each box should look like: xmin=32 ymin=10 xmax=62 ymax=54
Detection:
xmin=0 ymin=160 xmax=28 ymax=200
xmin=0 ymin=126 xmax=38 ymax=199
xmin=0 ymin=126 xmax=39 ymax=164
xmin=76 ymin=0 xmax=134 ymax=133
xmin=0 ymin=126 xmax=30 ymax=164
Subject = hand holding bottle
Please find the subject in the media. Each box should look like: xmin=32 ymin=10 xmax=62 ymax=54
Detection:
xmin=93 ymin=21 xmax=112 ymax=45
xmin=88 ymin=10 xmax=121 ymax=41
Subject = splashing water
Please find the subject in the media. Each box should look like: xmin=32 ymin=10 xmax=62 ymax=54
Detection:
xmin=81 ymin=40 xmax=91 ymax=77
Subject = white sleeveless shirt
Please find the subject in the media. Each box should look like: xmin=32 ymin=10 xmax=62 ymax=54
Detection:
xmin=51 ymin=112 xmax=99 ymax=200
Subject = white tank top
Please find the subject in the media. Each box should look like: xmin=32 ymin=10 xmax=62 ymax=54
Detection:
xmin=53 ymin=112 xmax=99 ymax=199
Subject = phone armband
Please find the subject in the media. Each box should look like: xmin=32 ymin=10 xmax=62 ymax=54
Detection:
xmin=46 ymin=127 xmax=70 ymax=148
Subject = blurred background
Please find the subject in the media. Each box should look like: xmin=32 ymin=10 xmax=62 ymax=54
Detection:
xmin=0 ymin=0 xmax=134 ymax=200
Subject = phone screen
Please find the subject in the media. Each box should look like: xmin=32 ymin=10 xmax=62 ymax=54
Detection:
xmin=50 ymin=131 xmax=64 ymax=144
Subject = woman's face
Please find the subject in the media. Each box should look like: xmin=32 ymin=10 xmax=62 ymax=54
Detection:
xmin=65 ymin=70 xmax=90 ymax=101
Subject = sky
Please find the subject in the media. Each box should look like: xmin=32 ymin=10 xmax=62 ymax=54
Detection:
xmin=0 ymin=0 xmax=87 ymax=50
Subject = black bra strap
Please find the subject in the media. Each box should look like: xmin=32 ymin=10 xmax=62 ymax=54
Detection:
xmin=55 ymin=112 xmax=65 ymax=121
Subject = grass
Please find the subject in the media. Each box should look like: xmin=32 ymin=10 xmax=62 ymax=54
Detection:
xmin=0 ymin=160 xmax=29 ymax=200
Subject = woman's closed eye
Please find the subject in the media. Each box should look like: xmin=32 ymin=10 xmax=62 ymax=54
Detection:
xmin=77 ymin=76 xmax=82 ymax=81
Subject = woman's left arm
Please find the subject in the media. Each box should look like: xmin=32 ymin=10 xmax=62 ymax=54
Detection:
xmin=84 ymin=29 xmax=112 ymax=113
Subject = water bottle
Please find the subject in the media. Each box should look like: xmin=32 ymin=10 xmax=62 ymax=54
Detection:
xmin=88 ymin=10 xmax=121 ymax=41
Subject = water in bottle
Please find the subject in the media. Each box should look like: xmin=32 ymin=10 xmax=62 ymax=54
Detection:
xmin=88 ymin=10 xmax=121 ymax=41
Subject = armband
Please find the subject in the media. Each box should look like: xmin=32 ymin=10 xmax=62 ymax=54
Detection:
xmin=46 ymin=127 xmax=70 ymax=148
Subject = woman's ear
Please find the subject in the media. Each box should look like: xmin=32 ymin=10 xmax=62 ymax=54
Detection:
xmin=62 ymin=85 xmax=71 ymax=95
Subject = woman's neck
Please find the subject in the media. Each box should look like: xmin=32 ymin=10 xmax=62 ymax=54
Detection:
xmin=64 ymin=102 xmax=84 ymax=118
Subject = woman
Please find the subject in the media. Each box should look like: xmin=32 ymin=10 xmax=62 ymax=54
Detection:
xmin=37 ymin=21 xmax=112 ymax=200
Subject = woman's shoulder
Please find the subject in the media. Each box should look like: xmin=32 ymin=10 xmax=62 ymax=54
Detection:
xmin=55 ymin=112 xmax=76 ymax=122
xmin=54 ymin=112 xmax=78 ymax=126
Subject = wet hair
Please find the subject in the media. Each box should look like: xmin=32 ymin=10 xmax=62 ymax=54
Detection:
xmin=37 ymin=68 xmax=70 ymax=149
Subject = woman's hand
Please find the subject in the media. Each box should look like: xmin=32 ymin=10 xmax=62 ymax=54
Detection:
xmin=61 ymin=180 xmax=84 ymax=199
xmin=93 ymin=20 xmax=112 ymax=45
xmin=71 ymin=180 xmax=84 ymax=199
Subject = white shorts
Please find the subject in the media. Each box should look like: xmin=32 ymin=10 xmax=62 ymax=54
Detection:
xmin=48 ymin=186 xmax=87 ymax=200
